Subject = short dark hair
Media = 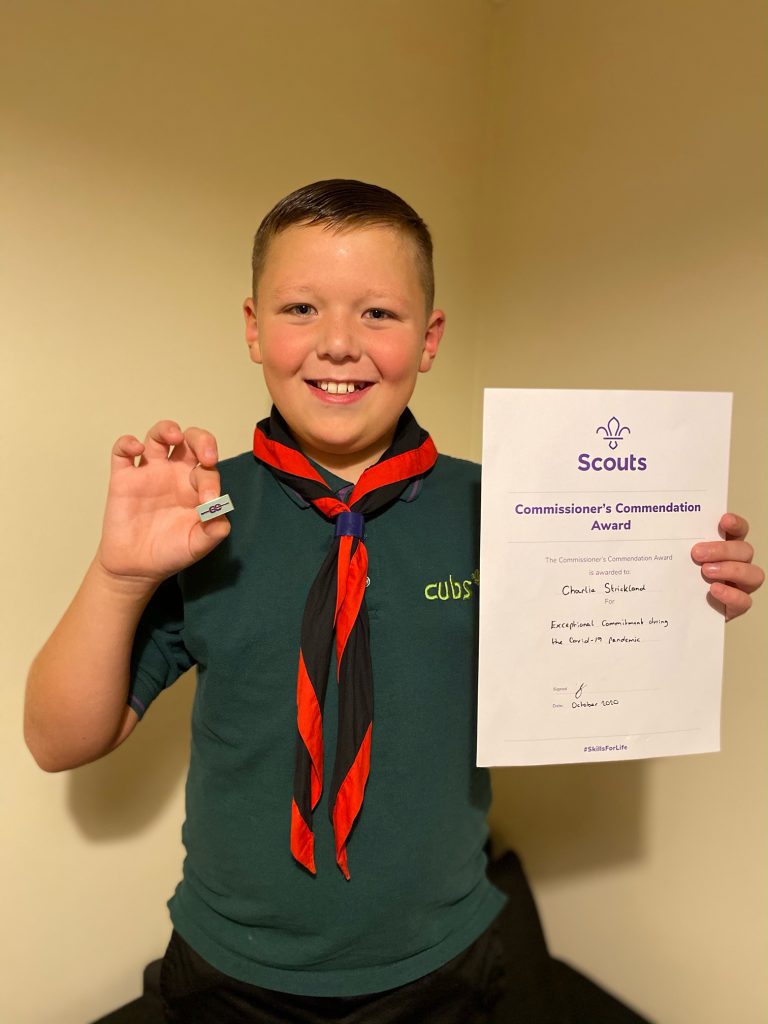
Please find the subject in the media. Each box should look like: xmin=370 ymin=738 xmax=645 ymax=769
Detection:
xmin=251 ymin=179 xmax=435 ymax=310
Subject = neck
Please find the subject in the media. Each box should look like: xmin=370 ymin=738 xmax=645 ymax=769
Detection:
xmin=301 ymin=440 xmax=392 ymax=485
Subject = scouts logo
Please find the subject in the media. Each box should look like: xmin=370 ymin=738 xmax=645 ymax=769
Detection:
xmin=578 ymin=417 xmax=646 ymax=472
xmin=596 ymin=416 xmax=630 ymax=451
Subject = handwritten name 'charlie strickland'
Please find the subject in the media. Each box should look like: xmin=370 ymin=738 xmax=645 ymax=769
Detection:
xmin=561 ymin=582 xmax=646 ymax=596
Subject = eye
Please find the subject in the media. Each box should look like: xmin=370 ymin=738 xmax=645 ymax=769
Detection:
xmin=364 ymin=308 xmax=394 ymax=320
xmin=285 ymin=303 xmax=316 ymax=316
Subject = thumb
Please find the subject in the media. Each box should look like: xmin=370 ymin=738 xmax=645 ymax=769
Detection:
xmin=189 ymin=515 xmax=231 ymax=562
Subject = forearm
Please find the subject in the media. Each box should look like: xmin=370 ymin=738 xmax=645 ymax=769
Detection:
xmin=24 ymin=558 xmax=158 ymax=771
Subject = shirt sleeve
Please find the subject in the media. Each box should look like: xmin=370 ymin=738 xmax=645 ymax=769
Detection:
xmin=128 ymin=575 xmax=196 ymax=719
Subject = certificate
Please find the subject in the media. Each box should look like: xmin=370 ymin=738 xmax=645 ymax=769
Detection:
xmin=476 ymin=389 xmax=732 ymax=766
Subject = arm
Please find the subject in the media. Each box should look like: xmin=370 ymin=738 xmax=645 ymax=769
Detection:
xmin=24 ymin=421 xmax=230 ymax=771
xmin=25 ymin=562 xmax=152 ymax=771
xmin=691 ymin=513 xmax=764 ymax=621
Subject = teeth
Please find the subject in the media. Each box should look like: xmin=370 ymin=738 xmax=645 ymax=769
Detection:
xmin=317 ymin=381 xmax=360 ymax=394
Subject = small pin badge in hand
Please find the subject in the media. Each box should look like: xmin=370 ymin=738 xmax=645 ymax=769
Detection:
xmin=196 ymin=494 xmax=234 ymax=522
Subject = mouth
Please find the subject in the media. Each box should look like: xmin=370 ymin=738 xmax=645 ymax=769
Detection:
xmin=307 ymin=379 xmax=373 ymax=395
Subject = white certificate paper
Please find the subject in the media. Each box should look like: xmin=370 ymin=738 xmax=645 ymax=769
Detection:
xmin=477 ymin=389 xmax=732 ymax=766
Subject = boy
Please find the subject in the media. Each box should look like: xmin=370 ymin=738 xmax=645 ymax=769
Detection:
xmin=25 ymin=180 xmax=763 ymax=1023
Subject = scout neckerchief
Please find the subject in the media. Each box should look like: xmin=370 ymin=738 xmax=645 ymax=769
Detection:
xmin=253 ymin=407 xmax=438 ymax=879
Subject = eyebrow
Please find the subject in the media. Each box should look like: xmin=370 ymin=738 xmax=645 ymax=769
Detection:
xmin=358 ymin=290 xmax=405 ymax=302
xmin=272 ymin=285 xmax=315 ymax=297
xmin=271 ymin=286 xmax=407 ymax=304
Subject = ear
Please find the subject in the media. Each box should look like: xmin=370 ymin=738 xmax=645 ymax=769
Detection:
xmin=243 ymin=297 xmax=262 ymax=364
xmin=418 ymin=309 xmax=445 ymax=374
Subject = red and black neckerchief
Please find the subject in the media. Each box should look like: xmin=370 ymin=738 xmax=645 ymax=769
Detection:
xmin=253 ymin=407 xmax=438 ymax=879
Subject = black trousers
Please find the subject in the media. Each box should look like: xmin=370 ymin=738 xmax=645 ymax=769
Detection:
xmin=160 ymin=923 xmax=506 ymax=1024
xmin=158 ymin=854 xmax=651 ymax=1024
xmin=486 ymin=853 xmax=651 ymax=1024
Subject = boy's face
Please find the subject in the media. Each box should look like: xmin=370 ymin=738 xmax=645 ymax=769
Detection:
xmin=244 ymin=223 xmax=444 ymax=476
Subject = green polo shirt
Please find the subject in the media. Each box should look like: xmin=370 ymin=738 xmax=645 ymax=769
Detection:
xmin=128 ymin=450 xmax=505 ymax=996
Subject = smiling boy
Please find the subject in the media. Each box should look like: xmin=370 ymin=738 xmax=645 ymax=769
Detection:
xmin=25 ymin=180 xmax=763 ymax=1023
xmin=243 ymin=215 xmax=443 ymax=481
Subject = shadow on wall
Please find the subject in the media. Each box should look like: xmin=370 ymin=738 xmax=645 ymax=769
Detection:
xmin=489 ymin=759 xmax=647 ymax=881
xmin=66 ymin=672 xmax=195 ymax=839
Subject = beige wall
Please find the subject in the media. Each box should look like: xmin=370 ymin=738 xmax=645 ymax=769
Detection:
xmin=475 ymin=6 xmax=767 ymax=1023
xmin=2 ymin=2 xmax=765 ymax=1022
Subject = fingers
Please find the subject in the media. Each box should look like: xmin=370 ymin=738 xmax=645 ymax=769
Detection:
xmin=175 ymin=427 xmax=219 ymax=469
xmin=692 ymin=538 xmax=762 ymax=592
xmin=111 ymin=422 xmax=219 ymax=470
xmin=187 ymin=460 xmax=231 ymax=561
xmin=691 ymin=538 xmax=754 ymax=567
xmin=189 ymin=510 xmax=231 ymax=562
xmin=189 ymin=464 xmax=222 ymax=504
xmin=719 ymin=512 xmax=749 ymax=541
xmin=143 ymin=420 xmax=185 ymax=458
xmin=707 ymin=582 xmax=754 ymax=622
xmin=700 ymin=558 xmax=765 ymax=594
xmin=110 ymin=434 xmax=145 ymax=469
xmin=110 ymin=421 xmax=183 ymax=474
xmin=691 ymin=513 xmax=765 ymax=620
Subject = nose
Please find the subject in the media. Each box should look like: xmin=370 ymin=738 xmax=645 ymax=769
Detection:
xmin=316 ymin=311 xmax=362 ymax=363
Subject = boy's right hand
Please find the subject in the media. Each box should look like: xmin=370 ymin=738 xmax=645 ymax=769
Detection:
xmin=96 ymin=420 xmax=231 ymax=586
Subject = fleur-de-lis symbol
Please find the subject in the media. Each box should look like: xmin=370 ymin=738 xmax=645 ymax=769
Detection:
xmin=596 ymin=416 xmax=630 ymax=451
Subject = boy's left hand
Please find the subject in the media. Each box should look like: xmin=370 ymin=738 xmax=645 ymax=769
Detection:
xmin=691 ymin=514 xmax=765 ymax=620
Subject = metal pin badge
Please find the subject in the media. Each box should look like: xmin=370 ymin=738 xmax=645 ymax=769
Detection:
xmin=196 ymin=494 xmax=234 ymax=522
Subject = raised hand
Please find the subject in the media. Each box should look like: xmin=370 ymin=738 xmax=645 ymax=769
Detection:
xmin=96 ymin=420 xmax=231 ymax=585
xmin=691 ymin=513 xmax=764 ymax=621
